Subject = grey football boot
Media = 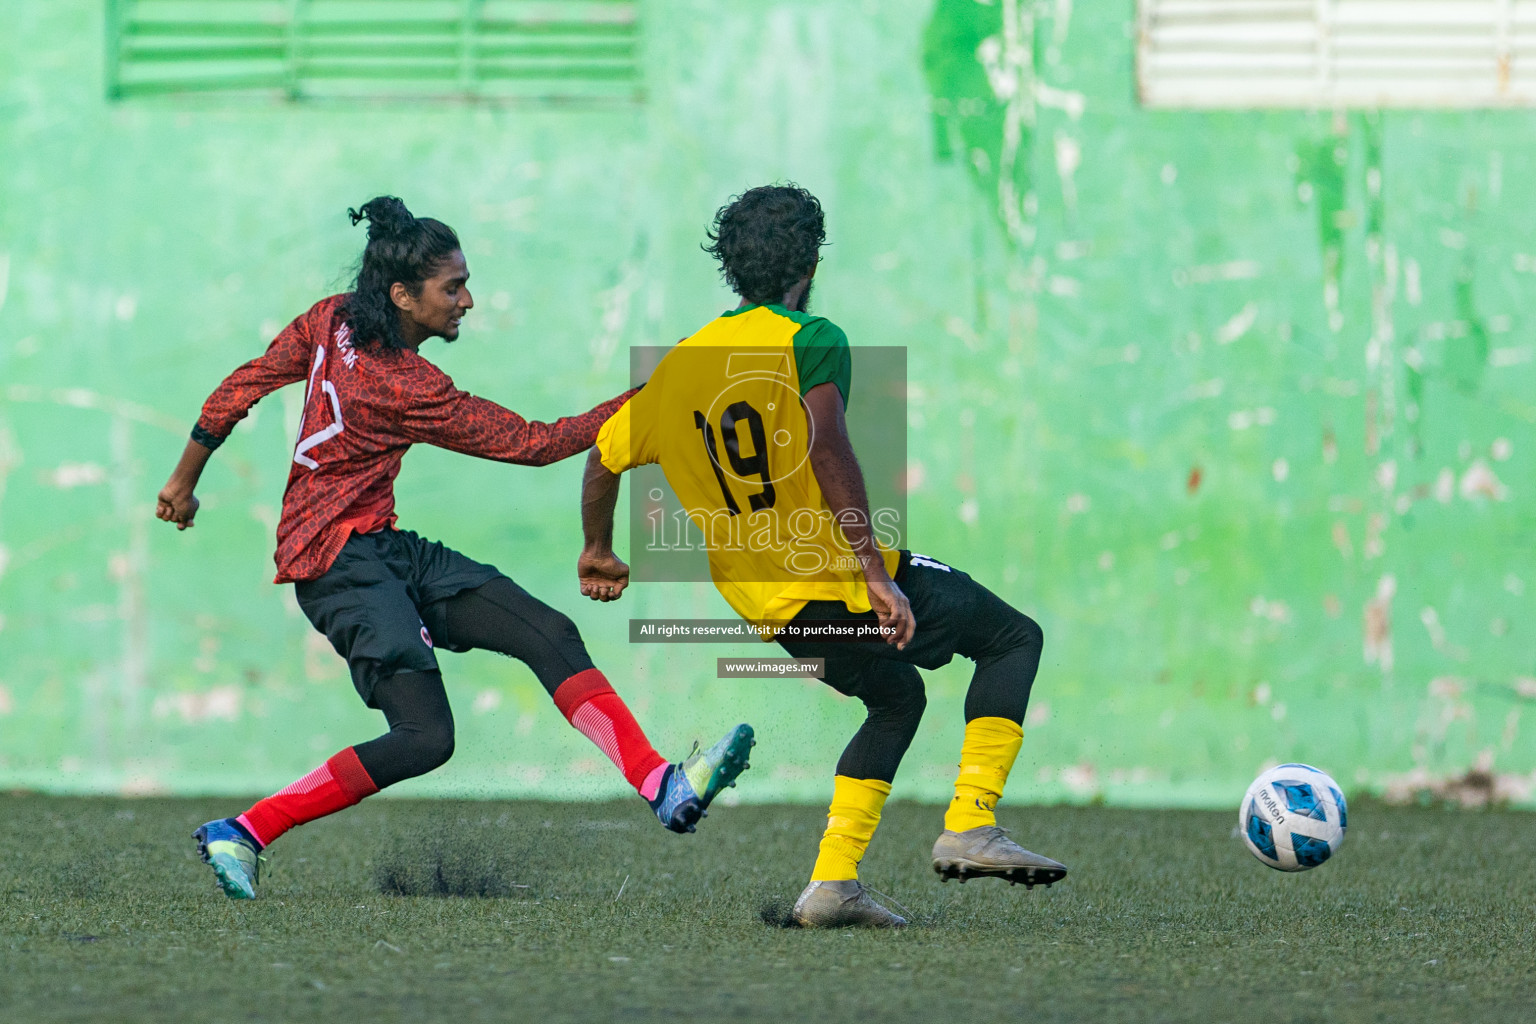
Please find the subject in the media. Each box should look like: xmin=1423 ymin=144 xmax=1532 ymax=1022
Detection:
xmin=931 ymin=825 xmax=1067 ymax=887
xmin=792 ymin=880 xmax=908 ymax=928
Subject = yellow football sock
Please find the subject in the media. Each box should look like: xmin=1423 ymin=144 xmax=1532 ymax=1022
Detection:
xmin=809 ymin=776 xmax=892 ymax=881
xmin=944 ymin=716 xmax=1024 ymax=833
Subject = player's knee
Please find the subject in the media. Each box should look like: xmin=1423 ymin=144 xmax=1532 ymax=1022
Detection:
xmin=401 ymin=719 xmax=455 ymax=775
xmin=476 ymin=578 xmax=586 ymax=652
xmin=521 ymin=603 xmax=587 ymax=654
xmin=1016 ymin=611 xmax=1044 ymax=653
xmin=422 ymin=721 xmax=456 ymax=770
xmin=982 ymin=596 xmax=1042 ymax=652
xmin=899 ymin=676 xmax=928 ymax=718
xmin=869 ymin=674 xmax=926 ymax=723
xmin=546 ymin=609 xmax=584 ymax=644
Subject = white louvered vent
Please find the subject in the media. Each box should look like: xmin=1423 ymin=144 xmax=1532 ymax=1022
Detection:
xmin=106 ymin=0 xmax=640 ymax=102
xmin=1138 ymin=0 xmax=1536 ymax=107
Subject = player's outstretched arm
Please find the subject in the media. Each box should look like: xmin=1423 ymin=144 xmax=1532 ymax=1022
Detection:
xmin=156 ymin=438 xmax=214 ymax=530
xmin=406 ymin=387 xmax=637 ymax=467
xmin=578 ymin=447 xmax=629 ymax=602
xmin=803 ymin=382 xmax=915 ymax=649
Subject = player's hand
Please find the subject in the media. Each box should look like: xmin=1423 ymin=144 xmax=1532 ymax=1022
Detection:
xmin=865 ymin=575 xmax=915 ymax=650
xmin=156 ymin=484 xmax=200 ymax=530
xmin=578 ymin=548 xmax=630 ymax=602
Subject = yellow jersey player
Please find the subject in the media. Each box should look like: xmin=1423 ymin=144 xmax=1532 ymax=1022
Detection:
xmin=577 ymin=184 xmax=1065 ymax=927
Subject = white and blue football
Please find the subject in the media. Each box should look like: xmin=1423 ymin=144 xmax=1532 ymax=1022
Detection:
xmin=1239 ymin=763 xmax=1347 ymax=872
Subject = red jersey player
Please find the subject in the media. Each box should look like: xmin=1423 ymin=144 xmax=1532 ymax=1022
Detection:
xmin=156 ymin=196 xmax=753 ymax=900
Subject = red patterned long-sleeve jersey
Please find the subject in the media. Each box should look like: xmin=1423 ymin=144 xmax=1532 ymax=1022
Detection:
xmin=194 ymin=295 xmax=635 ymax=583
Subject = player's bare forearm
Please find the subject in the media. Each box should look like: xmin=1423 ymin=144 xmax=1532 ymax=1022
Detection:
xmin=804 ymin=382 xmax=913 ymax=648
xmin=803 ymin=383 xmax=888 ymax=582
xmin=581 ymin=447 xmax=621 ymax=554
xmin=578 ymin=448 xmax=629 ymax=601
xmin=157 ymin=438 xmax=214 ymax=530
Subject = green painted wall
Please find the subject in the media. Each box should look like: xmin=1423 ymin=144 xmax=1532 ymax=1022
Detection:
xmin=1 ymin=1 xmax=1531 ymax=806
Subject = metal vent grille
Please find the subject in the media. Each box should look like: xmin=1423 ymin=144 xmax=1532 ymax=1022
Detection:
xmin=1138 ymin=0 xmax=1536 ymax=108
xmin=106 ymin=0 xmax=640 ymax=102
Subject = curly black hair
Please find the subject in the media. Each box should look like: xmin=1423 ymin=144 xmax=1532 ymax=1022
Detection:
xmin=702 ymin=184 xmax=826 ymax=306
xmin=341 ymin=196 xmax=461 ymax=350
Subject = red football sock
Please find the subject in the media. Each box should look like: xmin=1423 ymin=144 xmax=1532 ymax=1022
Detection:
xmin=237 ymin=747 xmax=379 ymax=848
xmin=552 ymin=668 xmax=668 ymax=795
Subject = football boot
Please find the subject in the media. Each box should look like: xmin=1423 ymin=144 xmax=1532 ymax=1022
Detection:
xmin=649 ymin=723 xmax=755 ymax=833
xmin=791 ymin=880 xmax=908 ymax=928
xmin=193 ymin=818 xmax=263 ymax=900
xmin=931 ymin=825 xmax=1067 ymax=887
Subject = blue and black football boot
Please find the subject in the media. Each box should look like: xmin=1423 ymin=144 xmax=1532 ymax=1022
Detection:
xmin=648 ymin=723 xmax=755 ymax=833
xmin=192 ymin=818 xmax=263 ymax=899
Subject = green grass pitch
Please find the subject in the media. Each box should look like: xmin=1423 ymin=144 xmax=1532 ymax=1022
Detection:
xmin=3 ymin=794 xmax=1533 ymax=1023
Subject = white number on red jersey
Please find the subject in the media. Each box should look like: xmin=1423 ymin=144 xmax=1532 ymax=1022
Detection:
xmin=293 ymin=343 xmax=344 ymax=469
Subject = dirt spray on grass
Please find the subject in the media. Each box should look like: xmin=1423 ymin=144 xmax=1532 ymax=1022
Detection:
xmin=373 ymin=822 xmax=530 ymax=898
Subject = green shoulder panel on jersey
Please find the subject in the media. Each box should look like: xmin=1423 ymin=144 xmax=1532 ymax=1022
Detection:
xmin=787 ymin=316 xmax=851 ymax=406
xmin=772 ymin=305 xmax=853 ymax=405
xmin=717 ymin=303 xmax=852 ymax=404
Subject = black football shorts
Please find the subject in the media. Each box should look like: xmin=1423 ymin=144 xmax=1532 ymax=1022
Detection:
xmin=294 ymin=528 xmax=502 ymax=705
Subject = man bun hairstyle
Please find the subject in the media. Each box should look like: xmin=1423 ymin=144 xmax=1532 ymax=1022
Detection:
xmin=703 ymin=184 xmax=826 ymax=306
xmin=342 ymin=196 xmax=461 ymax=349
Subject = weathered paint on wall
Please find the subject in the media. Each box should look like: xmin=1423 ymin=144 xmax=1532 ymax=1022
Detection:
xmin=0 ymin=0 xmax=1530 ymax=805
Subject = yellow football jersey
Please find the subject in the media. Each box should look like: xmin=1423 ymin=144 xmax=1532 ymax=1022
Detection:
xmin=596 ymin=304 xmax=900 ymax=633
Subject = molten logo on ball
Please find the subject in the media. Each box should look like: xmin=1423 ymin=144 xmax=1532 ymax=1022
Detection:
xmin=1239 ymin=763 xmax=1347 ymax=872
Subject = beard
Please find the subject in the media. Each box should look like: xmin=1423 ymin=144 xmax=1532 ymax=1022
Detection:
xmin=791 ymin=278 xmax=813 ymax=313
